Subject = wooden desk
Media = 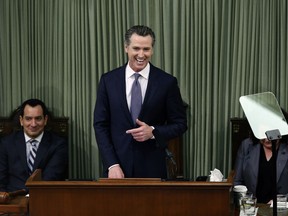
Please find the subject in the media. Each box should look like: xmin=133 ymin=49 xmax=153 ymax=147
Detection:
xmin=0 ymin=196 xmax=28 ymax=215
xmin=26 ymin=170 xmax=233 ymax=216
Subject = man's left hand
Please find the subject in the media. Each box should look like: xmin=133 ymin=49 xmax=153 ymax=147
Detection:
xmin=126 ymin=119 xmax=154 ymax=142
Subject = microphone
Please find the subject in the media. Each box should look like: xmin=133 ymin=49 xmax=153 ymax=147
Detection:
xmin=152 ymin=128 xmax=178 ymax=178
xmin=165 ymin=148 xmax=176 ymax=166
xmin=0 ymin=189 xmax=27 ymax=204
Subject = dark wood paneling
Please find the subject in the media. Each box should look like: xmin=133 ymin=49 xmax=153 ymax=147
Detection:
xmin=0 ymin=117 xmax=68 ymax=139
xmin=230 ymin=118 xmax=251 ymax=168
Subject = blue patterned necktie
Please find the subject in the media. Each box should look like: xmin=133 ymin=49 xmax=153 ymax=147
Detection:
xmin=130 ymin=73 xmax=142 ymax=123
xmin=28 ymin=140 xmax=38 ymax=174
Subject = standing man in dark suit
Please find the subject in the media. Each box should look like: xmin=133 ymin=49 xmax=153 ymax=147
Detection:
xmin=0 ymin=99 xmax=68 ymax=192
xmin=93 ymin=25 xmax=187 ymax=179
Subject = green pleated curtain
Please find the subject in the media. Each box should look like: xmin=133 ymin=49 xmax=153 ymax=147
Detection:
xmin=0 ymin=0 xmax=287 ymax=179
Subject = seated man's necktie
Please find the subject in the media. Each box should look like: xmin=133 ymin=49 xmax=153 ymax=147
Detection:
xmin=28 ymin=140 xmax=38 ymax=174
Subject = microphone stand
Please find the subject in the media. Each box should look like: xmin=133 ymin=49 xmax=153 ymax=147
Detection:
xmin=152 ymin=128 xmax=178 ymax=180
xmin=165 ymin=148 xmax=177 ymax=179
xmin=265 ymin=129 xmax=282 ymax=216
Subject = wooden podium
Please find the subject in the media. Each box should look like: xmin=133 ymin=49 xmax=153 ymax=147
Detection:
xmin=26 ymin=170 xmax=233 ymax=216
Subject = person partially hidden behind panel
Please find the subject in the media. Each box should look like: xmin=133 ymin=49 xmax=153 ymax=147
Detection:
xmin=0 ymin=99 xmax=68 ymax=192
xmin=234 ymin=119 xmax=288 ymax=204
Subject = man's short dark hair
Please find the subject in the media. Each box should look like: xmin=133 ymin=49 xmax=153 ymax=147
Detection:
xmin=19 ymin=99 xmax=49 ymax=117
xmin=125 ymin=25 xmax=156 ymax=47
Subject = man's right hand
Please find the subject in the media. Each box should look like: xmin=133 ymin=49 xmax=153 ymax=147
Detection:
xmin=108 ymin=165 xmax=125 ymax=178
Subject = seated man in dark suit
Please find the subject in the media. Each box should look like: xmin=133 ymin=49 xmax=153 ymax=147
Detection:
xmin=0 ymin=99 xmax=68 ymax=192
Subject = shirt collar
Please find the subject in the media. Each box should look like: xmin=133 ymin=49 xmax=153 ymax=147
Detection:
xmin=24 ymin=132 xmax=44 ymax=143
xmin=126 ymin=62 xmax=150 ymax=80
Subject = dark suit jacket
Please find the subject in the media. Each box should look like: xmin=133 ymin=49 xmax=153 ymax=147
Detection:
xmin=234 ymin=138 xmax=288 ymax=196
xmin=0 ymin=130 xmax=68 ymax=192
xmin=93 ymin=63 xmax=187 ymax=178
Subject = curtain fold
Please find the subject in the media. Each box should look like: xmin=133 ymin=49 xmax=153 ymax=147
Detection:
xmin=0 ymin=0 xmax=287 ymax=179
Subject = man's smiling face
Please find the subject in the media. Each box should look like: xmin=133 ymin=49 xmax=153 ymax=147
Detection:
xmin=125 ymin=33 xmax=154 ymax=72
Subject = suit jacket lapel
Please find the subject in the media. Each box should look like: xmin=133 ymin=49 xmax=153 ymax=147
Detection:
xmin=139 ymin=64 xmax=160 ymax=120
xmin=249 ymin=144 xmax=260 ymax=181
xmin=33 ymin=132 xmax=50 ymax=169
xmin=142 ymin=65 xmax=158 ymax=105
xmin=117 ymin=65 xmax=135 ymax=125
xmin=15 ymin=132 xmax=30 ymax=173
xmin=277 ymin=143 xmax=288 ymax=182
